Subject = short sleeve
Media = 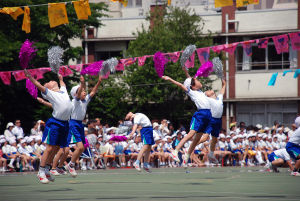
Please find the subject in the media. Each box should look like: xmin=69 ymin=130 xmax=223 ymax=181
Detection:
xmin=60 ymin=86 xmax=67 ymax=93
xmin=217 ymin=94 xmax=223 ymax=101
xmin=86 ymin=94 xmax=92 ymax=104
xmin=41 ymin=88 xmax=56 ymax=102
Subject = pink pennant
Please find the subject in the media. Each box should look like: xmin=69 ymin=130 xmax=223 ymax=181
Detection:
xmin=0 ymin=71 xmax=12 ymax=85
xmin=120 ymin=58 xmax=137 ymax=66
xmin=196 ymin=47 xmax=210 ymax=65
xmin=26 ymin=79 xmax=38 ymax=99
xmin=223 ymin=43 xmax=239 ymax=55
xmin=256 ymin=38 xmax=269 ymax=49
xmin=184 ymin=52 xmax=195 ymax=68
xmin=242 ymin=40 xmax=254 ymax=56
xmin=69 ymin=64 xmax=82 ymax=72
xmin=13 ymin=70 xmax=27 ymax=81
xmin=272 ymin=34 xmax=289 ymax=54
xmin=115 ymin=61 xmax=124 ymax=71
xmin=212 ymin=45 xmax=225 ymax=53
xmin=59 ymin=66 xmax=73 ymax=77
xmin=28 ymin=68 xmax=51 ymax=80
xmin=138 ymin=56 xmax=149 ymax=66
xmin=194 ymin=61 xmax=213 ymax=78
xmin=163 ymin=51 xmax=181 ymax=63
xmin=289 ymin=32 xmax=300 ymax=51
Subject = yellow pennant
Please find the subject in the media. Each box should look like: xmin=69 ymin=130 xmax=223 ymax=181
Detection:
xmin=168 ymin=0 xmax=171 ymax=5
xmin=22 ymin=6 xmax=31 ymax=33
xmin=73 ymin=0 xmax=91 ymax=20
xmin=0 ymin=7 xmax=24 ymax=20
xmin=215 ymin=0 xmax=233 ymax=8
xmin=110 ymin=0 xmax=128 ymax=7
xmin=236 ymin=0 xmax=259 ymax=7
xmin=48 ymin=3 xmax=69 ymax=28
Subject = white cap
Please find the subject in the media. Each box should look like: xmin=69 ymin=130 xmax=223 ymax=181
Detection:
xmin=295 ymin=116 xmax=300 ymax=128
xmin=230 ymin=131 xmax=236 ymax=135
xmin=237 ymin=134 xmax=243 ymax=138
xmin=0 ymin=135 xmax=5 ymax=139
xmin=17 ymin=136 xmax=23 ymax=140
xmin=284 ymin=127 xmax=290 ymax=133
xmin=243 ymin=134 xmax=247 ymax=138
xmin=36 ymin=136 xmax=42 ymax=141
xmin=226 ymin=135 xmax=231 ymax=139
xmin=181 ymin=131 xmax=187 ymax=135
xmin=166 ymin=136 xmax=172 ymax=139
xmin=21 ymin=139 xmax=26 ymax=144
xmin=6 ymin=122 xmax=14 ymax=129
xmin=0 ymin=139 xmax=6 ymax=144
xmin=258 ymin=134 xmax=263 ymax=138
xmin=256 ymin=124 xmax=262 ymax=129
xmin=84 ymin=127 xmax=88 ymax=132
xmin=153 ymin=122 xmax=159 ymax=129
xmin=219 ymin=134 xmax=225 ymax=138
xmin=171 ymin=134 xmax=176 ymax=138
xmin=232 ymin=136 xmax=238 ymax=140
xmin=70 ymin=85 xmax=80 ymax=99
xmin=262 ymin=135 xmax=267 ymax=139
xmin=9 ymin=140 xmax=16 ymax=144
xmin=27 ymin=137 xmax=33 ymax=143
xmin=264 ymin=127 xmax=270 ymax=130
xmin=183 ymin=78 xmax=192 ymax=89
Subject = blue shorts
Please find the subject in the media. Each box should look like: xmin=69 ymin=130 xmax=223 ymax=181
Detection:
xmin=42 ymin=117 xmax=69 ymax=148
xmin=190 ymin=109 xmax=212 ymax=133
xmin=268 ymin=152 xmax=279 ymax=163
xmin=194 ymin=150 xmax=201 ymax=154
xmin=3 ymin=155 xmax=8 ymax=159
xmin=124 ymin=150 xmax=132 ymax=155
xmin=141 ymin=127 xmax=154 ymax=145
xmin=115 ymin=144 xmax=124 ymax=155
xmin=68 ymin=119 xmax=85 ymax=145
xmin=286 ymin=142 xmax=300 ymax=160
xmin=209 ymin=117 xmax=222 ymax=137
xmin=220 ymin=148 xmax=225 ymax=151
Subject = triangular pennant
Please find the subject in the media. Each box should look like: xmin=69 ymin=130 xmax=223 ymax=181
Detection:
xmin=73 ymin=0 xmax=91 ymax=20
xmin=272 ymin=34 xmax=289 ymax=54
xmin=196 ymin=47 xmax=210 ymax=65
xmin=289 ymin=32 xmax=300 ymax=51
xmin=0 ymin=7 xmax=24 ymax=20
xmin=184 ymin=52 xmax=195 ymax=68
xmin=0 ymin=71 xmax=12 ymax=85
xmin=48 ymin=3 xmax=69 ymax=28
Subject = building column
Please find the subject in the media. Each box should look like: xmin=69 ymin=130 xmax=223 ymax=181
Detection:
xmin=298 ymin=0 xmax=300 ymax=114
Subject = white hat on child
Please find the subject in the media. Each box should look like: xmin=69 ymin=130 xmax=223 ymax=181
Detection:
xmin=6 ymin=122 xmax=14 ymax=129
xmin=70 ymin=85 xmax=80 ymax=99
xmin=183 ymin=78 xmax=192 ymax=90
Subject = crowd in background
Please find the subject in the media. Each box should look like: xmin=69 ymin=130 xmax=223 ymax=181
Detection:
xmin=0 ymin=117 xmax=297 ymax=173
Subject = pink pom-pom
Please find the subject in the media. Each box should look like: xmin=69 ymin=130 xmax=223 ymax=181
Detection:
xmin=194 ymin=61 xmax=213 ymax=78
xmin=153 ymin=51 xmax=168 ymax=78
xmin=26 ymin=79 xmax=38 ymax=99
xmin=80 ymin=61 xmax=103 ymax=76
xmin=110 ymin=136 xmax=128 ymax=142
xmin=19 ymin=39 xmax=37 ymax=69
xmin=84 ymin=138 xmax=90 ymax=148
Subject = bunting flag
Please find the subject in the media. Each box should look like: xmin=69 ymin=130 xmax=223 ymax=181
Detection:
xmin=0 ymin=7 xmax=24 ymax=20
xmin=13 ymin=68 xmax=51 ymax=81
xmin=0 ymin=72 xmax=12 ymax=85
xmin=223 ymin=43 xmax=239 ymax=55
xmin=120 ymin=58 xmax=136 ymax=66
xmin=215 ymin=0 xmax=233 ymax=8
xmin=236 ymin=0 xmax=259 ymax=7
xmin=268 ymin=72 xmax=278 ymax=86
xmin=59 ymin=66 xmax=73 ymax=77
xmin=69 ymin=64 xmax=82 ymax=72
xmin=242 ymin=41 xmax=254 ymax=56
xmin=196 ymin=47 xmax=210 ymax=65
xmin=110 ymin=0 xmax=128 ymax=7
xmin=48 ymin=3 xmax=69 ymax=28
xmin=22 ymin=6 xmax=31 ymax=33
xmin=184 ymin=52 xmax=195 ymax=68
xmin=294 ymin=69 xmax=300 ymax=78
xmin=212 ymin=45 xmax=224 ymax=54
xmin=73 ymin=0 xmax=91 ymax=20
xmin=282 ymin=70 xmax=292 ymax=76
xmin=168 ymin=0 xmax=172 ymax=5
xmin=289 ymin=32 xmax=300 ymax=51
xmin=115 ymin=61 xmax=124 ymax=71
xmin=164 ymin=52 xmax=180 ymax=63
xmin=256 ymin=38 xmax=269 ymax=48
xmin=138 ymin=56 xmax=149 ymax=66
xmin=272 ymin=34 xmax=289 ymax=54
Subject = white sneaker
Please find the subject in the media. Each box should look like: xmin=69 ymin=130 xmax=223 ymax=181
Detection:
xmin=182 ymin=154 xmax=189 ymax=169
xmin=291 ymin=171 xmax=300 ymax=176
xmin=66 ymin=164 xmax=77 ymax=178
xmin=87 ymin=166 xmax=93 ymax=170
xmin=50 ymin=169 xmax=61 ymax=176
xmin=81 ymin=166 xmax=87 ymax=171
xmin=8 ymin=164 xmax=14 ymax=169
xmin=143 ymin=164 xmax=152 ymax=173
xmin=45 ymin=172 xmax=55 ymax=182
xmin=56 ymin=167 xmax=67 ymax=175
xmin=133 ymin=162 xmax=141 ymax=172
xmin=37 ymin=172 xmax=50 ymax=184
xmin=208 ymin=152 xmax=218 ymax=164
xmin=170 ymin=150 xmax=180 ymax=162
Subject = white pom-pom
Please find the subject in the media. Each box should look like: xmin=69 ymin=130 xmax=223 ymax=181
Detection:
xmin=48 ymin=46 xmax=64 ymax=74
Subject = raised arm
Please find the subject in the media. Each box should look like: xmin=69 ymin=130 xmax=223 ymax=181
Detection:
xmin=24 ymin=69 xmax=46 ymax=93
xmin=182 ymin=67 xmax=191 ymax=78
xmin=220 ymin=79 xmax=226 ymax=96
xmin=89 ymin=74 xmax=102 ymax=98
xmin=58 ymin=74 xmax=66 ymax=88
xmin=37 ymin=97 xmax=52 ymax=108
xmin=128 ymin=124 xmax=138 ymax=139
xmin=76 ymin=76 xmax=85 ymax=99
xmin=162 ymin=76 xmax=188 ymax=92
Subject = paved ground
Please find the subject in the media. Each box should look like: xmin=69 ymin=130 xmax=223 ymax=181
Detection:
xmin=0 ymin=167 xmax=299 ymax=201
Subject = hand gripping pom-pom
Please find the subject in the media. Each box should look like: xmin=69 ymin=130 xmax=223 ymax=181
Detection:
xmin=180 ymin=45 xmax=196 ymax=69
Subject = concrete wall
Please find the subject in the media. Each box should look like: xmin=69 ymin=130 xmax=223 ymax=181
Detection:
xmin=235 ymin=72 xmax=298 ymax=98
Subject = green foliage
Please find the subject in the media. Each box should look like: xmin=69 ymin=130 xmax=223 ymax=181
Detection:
xmin=0 ymin=0 xmax=107 ymax=133
xmin=91 ymin=6 xmax=214 ymax=127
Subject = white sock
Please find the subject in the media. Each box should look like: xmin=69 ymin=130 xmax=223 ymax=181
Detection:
xmin=9 ymin=159 xmax=15 ymax=165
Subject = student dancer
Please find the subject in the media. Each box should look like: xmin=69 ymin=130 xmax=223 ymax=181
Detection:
xmin=25 ymin=69 xmax=73 ymax=184
xmin=162 ymin=68 xmax=211 ymax=167
xmin=125 ymin=112 xmax=154 ymax=172
xmin=267 ymin=148 xmax=293 ymax=172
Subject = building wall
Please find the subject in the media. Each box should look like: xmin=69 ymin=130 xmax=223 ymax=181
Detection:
xmin=235 ymin=72 xmax=298 ymax=98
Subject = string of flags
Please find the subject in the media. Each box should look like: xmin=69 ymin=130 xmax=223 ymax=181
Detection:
xmin=0 ymin=32 xmax=299 ymax=95
xmin=215 ymin=0 xmax=259 ymax=8
xmin=0 ymin=0 xmax=91 ymax=33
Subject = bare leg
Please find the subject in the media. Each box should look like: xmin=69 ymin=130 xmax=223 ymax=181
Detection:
xmin=175 ymin=130 xmax=197 ymax=151
xmin=71 ymin=142 xmax=84 ymax=163
xmin=187 ymin=133 xmax=203 ymax=155
xmin=41 ymin=145 xmax=59 ymax=167
xmin=58 ymin=147 xmax=70 ymax=167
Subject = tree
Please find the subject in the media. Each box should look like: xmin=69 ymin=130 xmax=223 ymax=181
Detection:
xmin=0 ymin=0 xmax=108 ymax=133
xmin=89 ymin=6 xmax=215 ymax=128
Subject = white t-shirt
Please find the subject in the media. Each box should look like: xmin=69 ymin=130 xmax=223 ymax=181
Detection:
xmin=18 ymin=146 xmax=30 ymax=156
xmin=12 ymin=126 xmax=24 ymax=138
xmin=41 ymin=86 xmax=73 ymax=121
xmin=272 ymin=141 xmax=280 ymax=150
xmin=274 ymin=149 xmax=291 ymax=161
xmin=71 ymin=95 xmax=91 ymax=121
xmin=4 ymin=130 xmax=15 ymax=140
xmin=10 ymin=146 xmax=17 ymax=153
xmin=2 ymin=145 xmax=11 ymax=155
xmin=186 ymin=89 xmax=211 ymax=110
xmin=153 ymin=129 xmax=163 ymax=139
xmin=288 ymin=127 xmax=300 ymax=145
xmin=230 ymin=140 xmax=238 ymax=150
xmin=218 ymin=141 xmax=226 ymax=149
xmin=133 ymin=113 xmax=152 ymax=127
xmin=207 ymin=94 xmax=223 ymax=118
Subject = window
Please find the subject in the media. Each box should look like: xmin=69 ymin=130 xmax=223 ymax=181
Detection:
xmin=95 ymin=51 xmax=122 ymax=61
xmin=122 ymin=0 xmax=142 ymax=8
xmin=236 ymin=41 xmax=295 ymax=71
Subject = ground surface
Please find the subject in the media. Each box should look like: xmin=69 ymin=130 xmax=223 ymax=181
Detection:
xmin=0 ymin=167 xmax=299 ymax=201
